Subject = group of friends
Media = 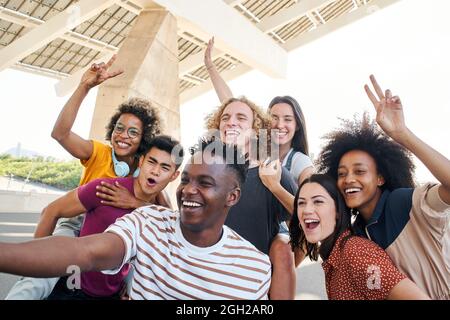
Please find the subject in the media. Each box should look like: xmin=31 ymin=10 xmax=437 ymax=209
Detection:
xmin=0 ymin=38 xmax=448 ymax=300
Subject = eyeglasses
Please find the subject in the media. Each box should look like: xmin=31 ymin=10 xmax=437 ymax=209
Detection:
xmin=113 ymin=123 xmax=141 ymax=139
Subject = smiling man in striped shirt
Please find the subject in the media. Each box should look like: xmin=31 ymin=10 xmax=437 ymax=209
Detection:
xmin=0 ymin=137 xmax=272 ymax=300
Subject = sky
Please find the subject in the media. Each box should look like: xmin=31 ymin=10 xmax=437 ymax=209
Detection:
xmin=1 ymin=0 xmax=449 ymax=184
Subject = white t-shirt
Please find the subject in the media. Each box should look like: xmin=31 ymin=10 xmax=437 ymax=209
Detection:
xmin=282 ymin=148 xmax=313 ymax=183
xmin=104 ymin=205 xmax=272 ymax=300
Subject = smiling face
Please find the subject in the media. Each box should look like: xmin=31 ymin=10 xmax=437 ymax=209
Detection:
xmin=135 ymin=147 xmax=179 ymax=197
xmin=219 ymin=101 xmax=254 ymax=150
xmin=176 ymin=152 xmax=240 ymax=233
xmin=337 ymin=150 xmax=385 ymax=218
xmin=111 ymin=113 xmax=143 ymax=159
xmin=297 ymin=182 xmax=337 ymax=244
xmin=270 ymin=102 xmax=297 ymax=146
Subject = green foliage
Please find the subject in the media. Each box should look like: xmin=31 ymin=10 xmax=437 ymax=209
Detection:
xmin=0 ymin=155 xmax=82 ymax=190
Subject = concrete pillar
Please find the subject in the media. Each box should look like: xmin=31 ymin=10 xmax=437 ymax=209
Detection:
xmin=89 ymin=8 xmax=179 ymax=142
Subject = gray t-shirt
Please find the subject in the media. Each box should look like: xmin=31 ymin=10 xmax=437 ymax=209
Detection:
xmin=225 ymin=166 xmax=298 ymax=254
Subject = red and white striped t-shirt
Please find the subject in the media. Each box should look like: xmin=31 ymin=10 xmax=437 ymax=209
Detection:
xmin=104 ymin=205 xmax=272 ymax=300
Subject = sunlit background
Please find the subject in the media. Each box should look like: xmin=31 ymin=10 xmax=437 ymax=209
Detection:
xmin=1 ymin=0 xmax=449 ymax=184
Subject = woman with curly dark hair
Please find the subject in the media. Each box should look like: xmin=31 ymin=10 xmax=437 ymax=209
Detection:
xmin=316 ymin=75 xmax=450 ymax=300
xmin=50 ymin=56 xmax=166 ymax=209
xmin=105 ymin=100 xmax=161 ymax=154
xmin=289 ymin=174 xmax=428 ymax=300
xmin=51 ymin=56 xmax=161 ymax=186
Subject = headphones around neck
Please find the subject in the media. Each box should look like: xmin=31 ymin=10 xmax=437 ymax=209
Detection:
xmin=111 ymin=149 xmax=140 ymax=177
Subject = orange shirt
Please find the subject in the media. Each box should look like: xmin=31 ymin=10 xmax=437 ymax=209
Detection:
xmin=322 ymin=230 xmax=406 ymax=300
xmin=79 ymin=140 xmax=116 ymax=186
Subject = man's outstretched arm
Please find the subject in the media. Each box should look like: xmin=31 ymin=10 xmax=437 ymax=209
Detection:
xmin=0 ymin=232 xmax=125 ymax=278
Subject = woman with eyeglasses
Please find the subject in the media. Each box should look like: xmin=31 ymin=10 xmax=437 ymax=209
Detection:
xmin=49 ymin=55 xmax=167 ymax=212
xmin=5 ymin=56 xmax=165 ymax=300
xmin=51 ymin=56 xmax=160 ymax=188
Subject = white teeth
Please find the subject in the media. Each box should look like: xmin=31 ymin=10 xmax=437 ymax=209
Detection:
xmin=182 ymin=201 xmax=202 ymax=207
xmin=117 ymin=141 xmax=130 ymax=148
xmin=345 ymin=188 xmax=361 ymax=194
xmin=304 ymin=219 xmax=320 ymax=224
xmin=225 ymin=130 xmax=239 ymax=136
xmin=276 ymin=131 xmax=287 ymax=137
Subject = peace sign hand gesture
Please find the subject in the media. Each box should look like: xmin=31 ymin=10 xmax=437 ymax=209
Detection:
xmin=80 ymin=54 xmax=124 ymax=90
xmin=364 ymin=74 xmax=409 ymax=142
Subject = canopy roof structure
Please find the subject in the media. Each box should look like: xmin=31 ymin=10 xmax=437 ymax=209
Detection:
xmin=0 ymin=0 xmax=399 ymax=103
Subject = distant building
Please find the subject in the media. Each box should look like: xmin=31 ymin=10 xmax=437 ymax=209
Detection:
xmin=1 ymin=143 xmax=45 ymax=158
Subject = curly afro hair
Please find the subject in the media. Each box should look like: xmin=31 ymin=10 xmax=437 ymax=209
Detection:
xmin=105 ymin=97 xmax=162 ymax=157
xmin=316 ymin=113 xmax=416 ymax=191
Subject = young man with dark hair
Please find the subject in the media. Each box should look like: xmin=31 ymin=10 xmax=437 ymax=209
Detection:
xmin=0 ymin=138 xmax=271 ymax=300
xmin=6 ymin=135 xmax=183 ymax=300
